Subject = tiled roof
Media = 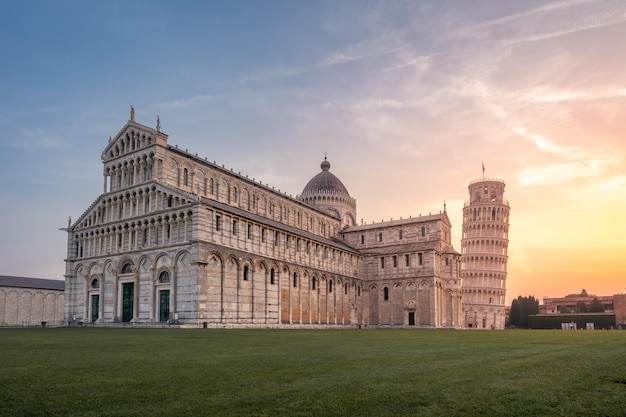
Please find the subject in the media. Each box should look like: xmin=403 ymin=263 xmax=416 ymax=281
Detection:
xmin=360 ymin=241 xmax=460 ymax=256
xmin=343 ymin=213 xmax=446 ymax=232
xmin=200 ymin=198 xmax=361 ymax=254
xmin=360 ymin=241 xmax=439 ymax=255
xmin=0 ymin=275 xmax=65 ymax=291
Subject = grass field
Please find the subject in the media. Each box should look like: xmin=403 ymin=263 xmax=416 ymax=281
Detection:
xmin=1 ymin=328 xmax=625 ymax=416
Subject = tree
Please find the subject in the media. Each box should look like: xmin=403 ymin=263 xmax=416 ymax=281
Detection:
xmin=575 ymin=301 xmax=588 ymax=313
xmin=559 ymin=305 xmax=571 ymax=314
xmin=508 ymin=295 xmax=540 ymax=328
xmin=589 ymin=297 xmax=605 ymax=312
xmin=509 ymin=298 xmax=520 ymax=327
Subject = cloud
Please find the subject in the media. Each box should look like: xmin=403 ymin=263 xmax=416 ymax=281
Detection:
xmin=452 ymin=1 xmax=575 ymax=39
xmin=597 ymin=175 xmax=626 ymax=204
xmin=519 ymin=87 xmax=626 ymax=103
xmin=452 ymin=0 xmax=626 ymax=47
xmin=514 ymin=123 xmax=623 ymax=189
xmin=503 ymin=3 xmax=626 ymax=46
xmin=335 ymin=98 xmax=420 ymax=111
xmin=513 ymin=127 xmax=580 ymax=156
xmin=154 ymin=94 xmax=214 ymax=110
xmin=236 ymin=24 xmax=409 ymax=86
xmin=6 ymin=129 xmax=66 ymax=149
xmin=377 ymin=55 xmax=431 ymax=73
xmin=517 ymin=160 xmax=605 ymax=186
xmin=37 ymin=105 xmax=68 ymax=113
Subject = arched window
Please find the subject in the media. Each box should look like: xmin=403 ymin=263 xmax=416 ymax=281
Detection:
xmin=121 ymin=263 xmax=133 ymax=274
xmin=243 ymin=265 xmax=249 ymax=281
xmin=293 ymin=273 xmax=298 ymax=288
xmin=329 ymin=280 xmax=333 ymax=293
xmin=183 ymin=168 xmax=189 ymax=186
xmin=383 ymin=287 xmax=389 ymax=301
xmin=158 ymin=271 xmax=170 ymax=283
xmin=91 ymin=278 xmax=100 ymax=288
xmin=270 ymin=268 xmax=275 ymax=285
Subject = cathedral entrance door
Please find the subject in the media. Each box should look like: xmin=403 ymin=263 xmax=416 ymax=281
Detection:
xmin=408 ymin=312 xmax=415 ymax=326
xmin=159 ymin=290 xmax=170 ymax=322
xmin=122 ymin=283 xmax=134 ymax=322
xmin=91 ymin=295 xmax=99 ymax=322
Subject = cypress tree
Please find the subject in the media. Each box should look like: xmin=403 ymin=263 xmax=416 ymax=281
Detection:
xmin=508 ymin=295 xmax=539 ymax=328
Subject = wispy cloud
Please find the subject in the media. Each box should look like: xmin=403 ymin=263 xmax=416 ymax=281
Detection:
xmin=597 ymin=175 xmax=626 ymax=204
xmin=514 ymin=125 xmax=624 ymax=189
xmin=451 ymin=1 xmax=574 ymax=38
xmin=519 ymin=87 xmax=626 ymax=103
xmin=154 ymin=94 xmax=214 ymax=110
xmin=513 ymin=127 xmax=580 ymax=156
xmin=451 ymin=1 xmax=576 ymax=40
xmin=334 ymin=98 xmax=420 ymax=111
xmin=503 ymin=3 xmax=626 ymax=46
xmin=235 ymin=25 xmax=409 ymax=86
xmin=517 ymin=160 xmax=605 ymax=186
xmin=377 ymin=55 xmax=431 ymax=73
xmin=7 ymin=129 xmax=66 ymax=149
xmin=37 ymin=105 xmax=68 ymax=113
xmin=452 ymin=0 xmax=626 ymax=46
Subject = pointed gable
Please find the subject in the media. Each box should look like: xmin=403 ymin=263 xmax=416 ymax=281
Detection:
xmin=70 ymin=181 xmax=197 ymax=232
xmin=101 ymin=120 xmax=167 ymax=163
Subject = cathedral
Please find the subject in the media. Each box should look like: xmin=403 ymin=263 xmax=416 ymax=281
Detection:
xmin=64 ymin=109 xmax=509 ymax=328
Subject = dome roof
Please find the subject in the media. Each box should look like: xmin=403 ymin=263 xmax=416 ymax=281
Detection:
xmin=301 ymin=158 xmax=351 ymax=197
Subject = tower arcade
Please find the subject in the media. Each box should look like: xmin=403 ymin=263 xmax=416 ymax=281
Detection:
xmin=460 ymin=178 xmax=510 ymax=329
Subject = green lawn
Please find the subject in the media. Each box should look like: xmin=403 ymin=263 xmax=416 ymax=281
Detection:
xmin=1 ymin=328 xmax=625 ymax=416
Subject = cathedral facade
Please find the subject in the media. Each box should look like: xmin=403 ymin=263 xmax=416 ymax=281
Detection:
xmin=64 ymin=111 xmax=467 ymax=328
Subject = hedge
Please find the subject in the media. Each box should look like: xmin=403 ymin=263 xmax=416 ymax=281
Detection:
xmin=528 ymin=313 xmax=616 ymax=329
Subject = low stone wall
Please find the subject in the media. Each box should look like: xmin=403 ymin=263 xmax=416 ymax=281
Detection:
xmin=0 ymin=287 xmax=64 ymax=327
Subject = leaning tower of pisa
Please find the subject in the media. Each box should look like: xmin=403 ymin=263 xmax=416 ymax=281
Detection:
xmin=461 ymin=177 xmax=510 ymax=329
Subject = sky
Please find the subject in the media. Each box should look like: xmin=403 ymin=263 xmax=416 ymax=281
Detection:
xmin=1 ymin=0 xmax=625 ymax=304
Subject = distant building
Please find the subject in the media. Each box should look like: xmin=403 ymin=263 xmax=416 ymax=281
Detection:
xmin=62 ymin=110 xmax=500 ymax=328
xmin=528 ymin=291 xmax=626 ymax=329
xmin=614 ymin=294 xmax=626 ymax=327
xmin=539 ymin=293 xmax=614 ymax=314
xmin=0 ymin=275 xmax=64 ymax=326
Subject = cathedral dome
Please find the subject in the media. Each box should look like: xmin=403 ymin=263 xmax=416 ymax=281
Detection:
xmin=301 ymin=158 xmax=351 ymax=197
